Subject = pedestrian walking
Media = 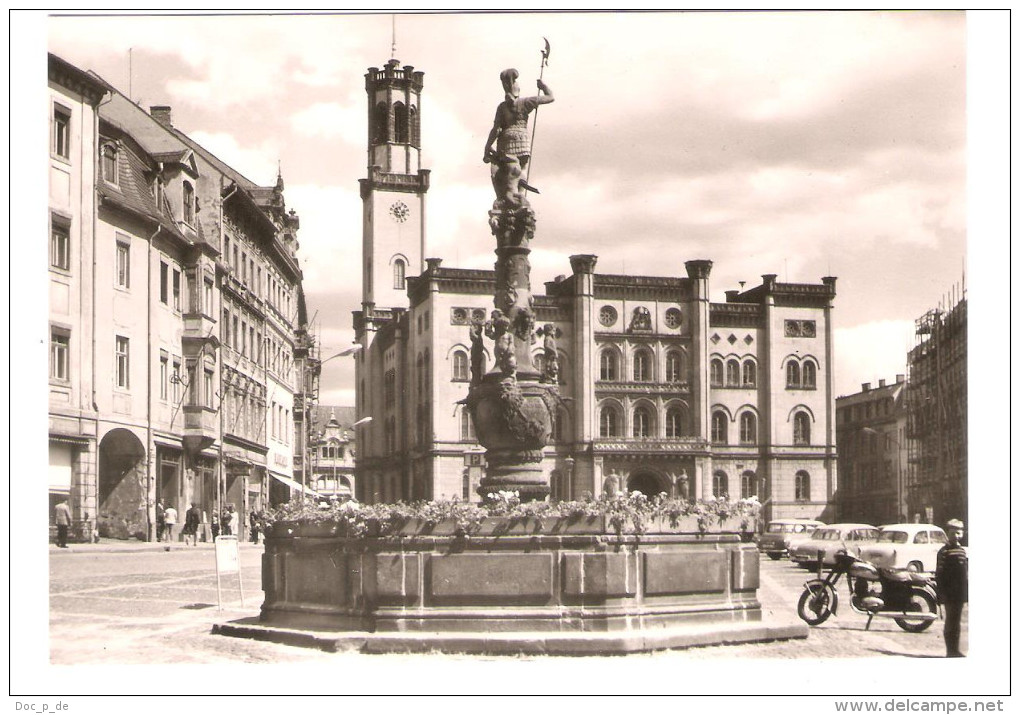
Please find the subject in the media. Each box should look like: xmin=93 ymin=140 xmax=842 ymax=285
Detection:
xmin=221 ymin=506 xmax=234 ymax=536
xmin=935 ymin=518 xmax=968 ymax=657
xmin=249 ymin=509 xmax=260 ymax=543
xmin=155 ymin=500 xmax=166 ymax=542
xmin=54 ymin=500 xmax=72 ymax=548
xmin=163 ymin=504 xmax=178 ymax=543
xmin=184 ymin=503 xmax=202 ymax=546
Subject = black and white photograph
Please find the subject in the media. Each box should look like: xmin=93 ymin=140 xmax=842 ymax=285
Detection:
xmin=11 ymin=8 xmax=1010 ymax=707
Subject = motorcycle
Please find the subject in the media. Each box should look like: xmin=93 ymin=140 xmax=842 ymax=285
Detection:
xmin=797 ymin=550 xmax=939 ymax=632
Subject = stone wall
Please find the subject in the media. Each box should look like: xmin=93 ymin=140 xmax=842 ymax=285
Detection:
xmin=261 ymin=523 xmax=761 ymax=634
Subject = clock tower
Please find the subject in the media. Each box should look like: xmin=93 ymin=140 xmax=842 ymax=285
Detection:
xmin=360 ymin=58 xmax=430 ymax=310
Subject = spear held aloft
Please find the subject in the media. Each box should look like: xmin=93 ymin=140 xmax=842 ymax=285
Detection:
xmin=526 ymin=38 xmax=551 ymax=187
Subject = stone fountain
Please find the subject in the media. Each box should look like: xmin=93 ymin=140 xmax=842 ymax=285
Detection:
xmin=214 ymin=65 xmax=808 ymax=655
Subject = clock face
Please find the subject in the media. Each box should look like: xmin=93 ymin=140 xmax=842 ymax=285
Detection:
xmin=389 ymin=201 xmax=410 ymax=223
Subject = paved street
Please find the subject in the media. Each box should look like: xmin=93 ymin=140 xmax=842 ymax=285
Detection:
xmin=47 ymin=543 xmax=965 ymax=664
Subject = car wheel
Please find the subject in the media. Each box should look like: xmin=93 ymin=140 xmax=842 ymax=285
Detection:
xmin=907 ymin=561 xmax=923 ymax=573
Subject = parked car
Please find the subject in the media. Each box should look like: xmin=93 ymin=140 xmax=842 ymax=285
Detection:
xmin=790 ymin=523 xmax=880 ymax=568
xmin=858 ymin=524 xmax=950 ymax=573
xmin=756 ymin=519 xmax=825 ymax=560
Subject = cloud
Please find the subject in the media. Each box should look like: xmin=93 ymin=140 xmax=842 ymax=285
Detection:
xmin=834 ymin=319 xmax=915 ymax=397
xmin=188 ymin=131 xmax=279 ymax=185
xmin=290 ymin=93 xmax=365 ymax=145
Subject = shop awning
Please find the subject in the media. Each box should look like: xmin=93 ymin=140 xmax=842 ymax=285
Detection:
xmin=270 ymin=472 xmax=320 ymax=497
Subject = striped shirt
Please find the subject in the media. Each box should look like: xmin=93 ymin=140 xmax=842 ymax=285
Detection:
xmin=935 ymin=543 xmax=968 ymax=603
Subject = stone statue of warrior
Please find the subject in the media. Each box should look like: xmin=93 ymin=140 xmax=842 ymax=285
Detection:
xmin=483 ymin=68 xmax=554 ymax=205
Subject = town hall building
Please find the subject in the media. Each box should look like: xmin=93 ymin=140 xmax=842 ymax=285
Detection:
xmin=353 ymin=57 xmax=838 ymax=524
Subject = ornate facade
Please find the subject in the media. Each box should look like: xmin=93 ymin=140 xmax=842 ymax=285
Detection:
xmin=47 ymin=53 xmax=305 ymax=542
xmin=353 ymin=57 xmax=838 ymax=523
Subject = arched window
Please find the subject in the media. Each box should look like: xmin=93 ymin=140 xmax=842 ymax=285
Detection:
xmin=599 ymin=405 xmax=619 ymax=438
xmin=101 ymin=143 xmax=118 ymax=184
xmin=739 ymin=412 xmax=757 ymax=444
xmin=633 ymin=349 xmax=652 ymax=381
xmin=452 ymin=350 xmax=469 ymax=381
xmin=742 ymin=360 xmax=756 ymax=387
xmin=665 ymin=350 xmax=683 ymax=382
xmin=374 ymin=102 xmax=388 ymax=143
xmin=552 ymin=408 xmax=567 ymax=442
xmin=460 ymin=409 xmax=475 ymax=441
xmin=599 ymin=349 xmax=618 ymax=381
xmin=393 ymin=259 xmax=406 ymax=290
xmin=409 ymin=105 xmax=420 ymax=146
xmin=786 ymin=360 xmax=801 ymax=388
xmin=533 ymin=353 xmax=546 ymax=374
xmin=711 ymin=411 xmax=728 ymax=444
xmin=793 ymin=411 xmax=811 ymax=445
xmin=394 ymin=102 xmax=408 ymax=143
xmin=710 ymin=358 xmax=724 ymax=387
xmin=712 ymin=471 xmax=729 ymax=499
xmin=183 ymin=181 xmax=195 ymax=224
xmin=795 ymin=471 xmax=811 ymax=501
xmin=740 ymin=471 xmax=757 ymax=499
xmin=666 ymin=406 xmax=685 ymax=438
xmin=726 ymin=359 xmax=740 ymax=386
xmin=803 ymin=361 xmax=817 ymax=389
xmin=633 ymin=406 xmax=652 ymax=438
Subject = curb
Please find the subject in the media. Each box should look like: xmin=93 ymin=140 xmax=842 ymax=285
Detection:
xmin=212 ymin=619 xmax=809 ymax=656
xmin=49 ymin=542 xmax=265 ymax=555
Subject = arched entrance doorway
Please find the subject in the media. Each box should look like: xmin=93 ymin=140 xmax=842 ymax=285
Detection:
xmin=627 ymin=471 xmax=665 ymax=499
xmin=98 ymin=428 xmax=147 ymax=540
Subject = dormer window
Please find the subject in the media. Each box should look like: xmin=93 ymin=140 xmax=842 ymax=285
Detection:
xmin=101 ymin=143 xmax=118 ymax=185
xmin=183 ymin=181 xmax=195 ymax=225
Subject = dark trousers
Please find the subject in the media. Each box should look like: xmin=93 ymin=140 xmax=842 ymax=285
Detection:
xmin=57 ymin=524 xmax=69 ymax=547
xmin=944 ymin=601 xmax=965 ymax=656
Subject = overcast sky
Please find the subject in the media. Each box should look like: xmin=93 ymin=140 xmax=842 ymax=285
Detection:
xmin=44 ymin=11 xmax=971 ymax=405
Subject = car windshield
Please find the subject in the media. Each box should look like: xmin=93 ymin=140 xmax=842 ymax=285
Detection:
xmin=811 ymin=530 xmax=831 ymax=540
xmin=767 ymin=523 xmax=796 ymax=534
xmin=877 ymin=530 xmax=909 ymax=543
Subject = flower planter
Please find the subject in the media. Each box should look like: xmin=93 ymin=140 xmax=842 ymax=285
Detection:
xmin=259 ymin=516 xmax=760 ymax=636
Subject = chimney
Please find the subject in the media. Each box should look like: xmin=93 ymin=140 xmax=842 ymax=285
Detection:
xmin=861 ymin=382 xmax=871 ymax=392
xmin=425 ymin=257 xmax=443 ymax=272
xmin=150 ymin=105 xmax=173 ymax=128
xmin=896 ymin=374 xmax=905 ymax=383
xmin=878 ymin=379 xmax=887 ymax=388
xmin=725 ymin=290 xmax=740 ymax=302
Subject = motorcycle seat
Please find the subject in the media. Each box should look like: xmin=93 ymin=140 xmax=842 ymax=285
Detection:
xmin=880 ymin=568 xmax=913 ymax=583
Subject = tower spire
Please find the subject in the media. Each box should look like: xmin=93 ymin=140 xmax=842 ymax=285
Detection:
xmin=391 ymin=14 xmax=397 ymax=59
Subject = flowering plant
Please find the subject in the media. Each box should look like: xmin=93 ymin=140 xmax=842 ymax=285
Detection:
xmin=264 ymin=491 xmax=760 ymax=539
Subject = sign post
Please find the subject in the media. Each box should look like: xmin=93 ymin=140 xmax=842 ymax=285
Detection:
xmin=214 ymin=535 xmax=244 ymax=610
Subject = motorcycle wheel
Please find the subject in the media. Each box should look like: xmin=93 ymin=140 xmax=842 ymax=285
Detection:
xmin=895 ymin=589 xmax=937 ymax=632
xmin=797 ymin=582 xmax=836 ymax=626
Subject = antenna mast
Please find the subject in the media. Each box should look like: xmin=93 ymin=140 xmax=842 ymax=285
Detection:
xmin=391 ymin=14 xmax=397 ymax=58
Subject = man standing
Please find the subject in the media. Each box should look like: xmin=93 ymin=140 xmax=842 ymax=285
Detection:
xmin=155 ymin=500 xmax=166 ymax=542
xmin=935 ymin=518 xmax=968 ymax=657
xmin=184 ymin=503 xmax=202 ymax=546
xmin=54 ymin=500 xmax=72 ymax=548
xmin=163 ymin=503 xmax=178 ymax=543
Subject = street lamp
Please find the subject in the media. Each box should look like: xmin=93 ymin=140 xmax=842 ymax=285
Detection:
xmin=322 ymin=344 xmax=363 ymax=364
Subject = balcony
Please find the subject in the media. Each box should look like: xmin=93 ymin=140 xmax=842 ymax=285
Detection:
xmin=182 ymin=405 xmax=218 ymax=455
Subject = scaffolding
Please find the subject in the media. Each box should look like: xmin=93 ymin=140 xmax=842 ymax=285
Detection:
xmin=904 ymin=285 xmax=967 ymax=525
